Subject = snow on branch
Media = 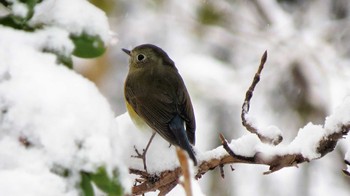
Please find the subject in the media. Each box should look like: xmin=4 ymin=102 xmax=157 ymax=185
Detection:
xmin=241 ymin=51 xmax=283 ymax=145
xmin=128 ymin=51 xmax=349 ymax=195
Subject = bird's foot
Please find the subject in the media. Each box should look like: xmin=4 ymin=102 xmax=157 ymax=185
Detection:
xmin=132 ymin=145 xmax=148 ymax=172
xmin=131 ymin=132 xmax=156 ymax=172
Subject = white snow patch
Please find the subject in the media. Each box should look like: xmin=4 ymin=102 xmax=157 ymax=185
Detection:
xmin=11 ymin=1 xmax=28 ymax=18
xmin=229 ymin=134 xmax=261 ymax=157
xmin=200 ymin=134 xmax=260 ymax=163
xmin=288 ymin=123 xmax=325 ymax=159
xmin=0 ymin=26 xmax=74 ymax=57
xmin=325 ymin=96 xmax=350 ymax=133
xmin=30 ymin=0 xmax=110 ymax=43
xmin=116 ymin=112 xmax=181 ymax=173
xmin=258 ymin=125 xmax=283 ymax=144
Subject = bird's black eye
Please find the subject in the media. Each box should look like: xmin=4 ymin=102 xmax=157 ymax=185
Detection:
xmin=137 ymin=54 xmax=146 ymax=62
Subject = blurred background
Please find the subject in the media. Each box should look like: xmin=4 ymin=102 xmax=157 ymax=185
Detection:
xmin=77 ymin=0 xmax=350 ymax=195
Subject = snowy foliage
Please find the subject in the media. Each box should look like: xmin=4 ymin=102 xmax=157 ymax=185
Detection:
xmin=0 ymin=0 xmax=126 ymax=195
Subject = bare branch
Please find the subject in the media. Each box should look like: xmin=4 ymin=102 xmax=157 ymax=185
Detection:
xmin=241 ymin=51 xmax=282 ymax=145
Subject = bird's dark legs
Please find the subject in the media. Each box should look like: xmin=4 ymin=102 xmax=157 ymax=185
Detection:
xmin=132 ymin=132 xmax=156 ymax=172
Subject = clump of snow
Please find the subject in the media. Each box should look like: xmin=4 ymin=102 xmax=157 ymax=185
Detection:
xmin=229 ymin=134 xmax=261 ymax=157
xmin=288 ymin=123 xmax=325 ymax=159
xmin=244 ymin=114 xmax=257 ymax=126
xmin=0 ymin=26 xmax=74 ymax=57
xmin=11 ymin=1 xmax=28 ymax=18
xmin=324 ymin=96 xmax=350 ymax=133
xmin=30 ymin=0 xmax=110 ymax=43
xmin=242 ymin=113 xmax=283 ymax=145
xmin=200 ymin=133 xmax=260 ymax=163
xmin=196 ymin=145 xmax=225 ymax=164
xmin=258 ymin=125 xmax=283 ymax=144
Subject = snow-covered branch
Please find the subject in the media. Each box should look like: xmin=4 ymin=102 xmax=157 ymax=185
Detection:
xmin=130 ymin=113 xmax=349 ymax=195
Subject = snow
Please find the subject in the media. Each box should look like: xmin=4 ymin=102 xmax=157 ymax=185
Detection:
xmin=202 ymin=123 xmax=324 ymax=163
xmin=258 ymin=125 xmax=283 ymax=144
xmin=116 ymin=113 xmax=181 ymax=173
xmin=288 ymin=123 xmax=325 ymax=159
xmin=2 ymin=0 xmax=350 ymax=195
xmin=11 ymin=1 xmax=28 ymax=18
xmin=30 ymin=0 xmax=110 ymax=43
xmin=0 ymin=0 xmax=125 ymax=195
xmin=0 ymin=137 xmax=76 ymax=196
xmin=0 ymin=31 xmax=124 ymax=193
xmin=325 ymin=96 xmax=350 ymax=133
xmin=245 ymin=113 xmax=283 ymax=145
xmin=0 ymin=26 xmax=74 ymax=57
xmin=228 ymin=134 xmax=261 ymax=157
xmin=346 ymin=151 xmax=350 ymax=163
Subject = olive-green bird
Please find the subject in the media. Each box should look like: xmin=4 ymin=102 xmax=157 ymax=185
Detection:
xmin=122 ymin=44 xmax=197 ymax=166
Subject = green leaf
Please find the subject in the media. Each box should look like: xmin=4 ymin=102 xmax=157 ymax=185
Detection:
xmin=0 ymin=0 xmax=10 ymax=7
xmin=50 ymin=164 xmax=71 ymax=178
xmin=0 ymin=15 xmax=25 ymax=29
xmin=42 ymin=48 xmax=73 ymax=69
xmin=90 ymin=167 xmax=123 ymax=196
xmin=80 ymin=172 xmax=94 ymax=196
xmin=56 ymin=54 xmax=73 ymax=69
xmin=71 ymin=33 xmax=106 ymax=58
xmin=0 ymin=0 xmax=42 ymax=30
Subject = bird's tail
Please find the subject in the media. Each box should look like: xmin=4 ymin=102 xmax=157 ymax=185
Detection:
xmin=169 ymin=115 xmax=197 ymax=166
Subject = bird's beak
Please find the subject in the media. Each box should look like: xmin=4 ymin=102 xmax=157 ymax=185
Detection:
xmin=122 ymin=48 xmax=131 ymax=56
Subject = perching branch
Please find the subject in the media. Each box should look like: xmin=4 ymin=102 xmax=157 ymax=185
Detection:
xmin=130 ymin=122 xmax=349 ymax=195
xmin=219 ymin=124 xmax=349 ymax=175
xmin=128 ymin=51 xmax=349 ymax=195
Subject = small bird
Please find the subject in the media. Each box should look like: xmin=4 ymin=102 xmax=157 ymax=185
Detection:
xmin=122 ymin=44 xmax=197 ymax=169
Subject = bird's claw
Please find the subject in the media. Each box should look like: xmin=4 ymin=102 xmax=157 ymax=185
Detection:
xmin=131 ymin=145 xmax=148 ymax=171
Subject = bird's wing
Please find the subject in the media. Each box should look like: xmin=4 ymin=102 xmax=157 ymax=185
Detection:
xmin=178 ymin=88 xmax=196 ymax=145
xmin=125 ymin=86 xmax=179 ymax=145
xmin=125 ymin=71 xmax=196 ymax=146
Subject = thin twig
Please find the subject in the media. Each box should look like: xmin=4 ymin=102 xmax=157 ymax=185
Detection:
xmin=241 ymin=51 xmax=282 ymax=145
xmin=219 ymin=164 xmax=225 ymax=179
xmin=343 ymin=160 xmax=350 ymax=176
